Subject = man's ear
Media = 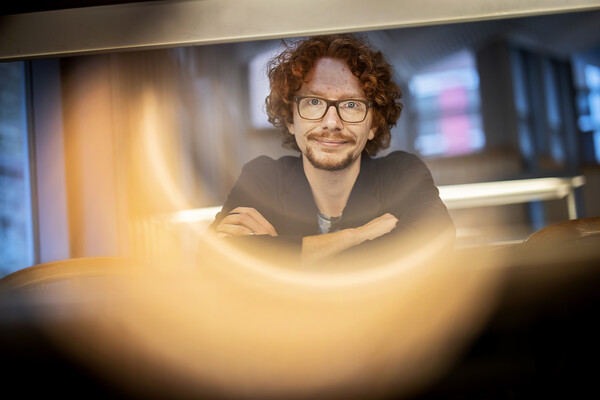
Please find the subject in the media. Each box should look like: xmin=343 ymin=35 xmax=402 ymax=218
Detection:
xmin=286 ymin=121 xmax=295 ymax=135
xmin=368 ymin=127 xmax=376 ymax=141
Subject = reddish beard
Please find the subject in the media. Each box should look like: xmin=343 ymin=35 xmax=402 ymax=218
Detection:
xmin=303 ymin=133 xmax=359 ymax=171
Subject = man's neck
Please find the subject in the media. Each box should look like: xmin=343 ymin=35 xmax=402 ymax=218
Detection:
xmin=302 ymin=155 xmax=361 ymax=217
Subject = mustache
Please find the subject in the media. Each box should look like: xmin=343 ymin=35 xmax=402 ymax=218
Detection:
xmin=306 ymin=132 xmax=356 ymax=144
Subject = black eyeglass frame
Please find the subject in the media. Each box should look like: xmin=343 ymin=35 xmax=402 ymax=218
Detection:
xmin=293 ymin=96 xmax=373 ymax=123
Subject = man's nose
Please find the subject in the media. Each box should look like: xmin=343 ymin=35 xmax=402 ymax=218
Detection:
xmin=321 ymin=106 xmax=343 ymax=130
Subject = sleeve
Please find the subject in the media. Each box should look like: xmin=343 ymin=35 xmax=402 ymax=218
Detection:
xmin=384 ymin=152 xmax=454 ymax=232
xmin=208 ymin=156 xmax=279 ymax=231
xmin=207 ymin=157 xmax=304 ymax=258
xmin=336 ymin=152 xmax=455 ymax=263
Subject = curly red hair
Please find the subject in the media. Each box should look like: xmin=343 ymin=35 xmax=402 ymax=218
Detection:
xmin=265 ymin=34 xmax=402 ymax=156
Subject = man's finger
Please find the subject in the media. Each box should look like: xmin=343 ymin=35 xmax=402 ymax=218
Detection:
xmin=217 ymin=207 xmax=277 ymax=236
xmin=216 ymin=222 xmax=254 ymax=237
xmin=220 ymin=213 xmax=264 ymax=235
xmin=229 ymin=207 xmax=277 ymax=236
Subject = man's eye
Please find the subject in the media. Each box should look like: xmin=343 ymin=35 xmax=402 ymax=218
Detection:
xmin=341 ymin=101 xmax=362 ymax=109
xmin=308 ymin=98 xmax=321 ymax=106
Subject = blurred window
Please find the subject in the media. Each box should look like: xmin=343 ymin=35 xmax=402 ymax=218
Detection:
xmin=408 ymin=50 xmax=485 ymax=157
xmin=573 ymin=59 xmax=600 ymax=164
xmin=0 ymin=62 xmax=35 ymax=277
xmin=248 ymin=45 xmax=285 ymax=130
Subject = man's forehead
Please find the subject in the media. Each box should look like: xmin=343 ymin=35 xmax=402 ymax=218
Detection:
xmin=298 ymin=57 xmax=365 ymax=98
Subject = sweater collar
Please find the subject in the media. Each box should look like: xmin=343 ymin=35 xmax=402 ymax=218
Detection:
xmin=280 ymin=154 xmax=380 ymax=234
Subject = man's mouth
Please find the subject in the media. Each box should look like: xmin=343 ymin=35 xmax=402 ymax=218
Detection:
xmin=308 ymin=135 xmax=355 ymax=148
xmin=315 ymin=138 xmax=348 ymax=147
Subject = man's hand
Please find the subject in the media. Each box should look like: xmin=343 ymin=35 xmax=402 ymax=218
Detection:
xmin=301 ymin=213 xmax=398 ymax=264
xmin=216 ymin=207 xmax=278 ymax=238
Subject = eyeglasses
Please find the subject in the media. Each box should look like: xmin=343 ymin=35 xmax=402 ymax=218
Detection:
xmin=294 ymin=96 xmax=373 ymax=123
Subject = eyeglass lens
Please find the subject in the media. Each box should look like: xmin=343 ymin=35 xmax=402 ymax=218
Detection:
xmin=298 ymin=97 xmax=368 ymax=122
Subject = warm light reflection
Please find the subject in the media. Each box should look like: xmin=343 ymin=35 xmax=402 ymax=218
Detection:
xmin=169 ymin=206 xmax=223 ymax=223
xmin=15 ymin=92 xmax=599 ymax=398
xmin=10 ymin=240 xmax=500 ymax=400
xmin=141 ymin=87 xmax=192 ymax=212
xmin=200 ymin=222 xmax=458 ymax=288
xmin=5 ymin=76 xmax=513 ymax=399
xmin=69 ymin=87 xmax=502 ymax=399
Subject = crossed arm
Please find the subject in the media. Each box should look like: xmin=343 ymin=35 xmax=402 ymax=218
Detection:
xmin=212 ymin=153 xmax=453 ymax=263
xmin=215 ymin=207 xmax=398 ymax=263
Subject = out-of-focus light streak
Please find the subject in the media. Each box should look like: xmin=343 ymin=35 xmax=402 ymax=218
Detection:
xmin=12 ymin=241 xmax=497 ymax=400
xmin=169 ymin=206 xmax=223 ymax=223
xmin=141 ymin=87 xmax=191 ymax=213
xmin=200 ymin=224 xmax=457 ymax=288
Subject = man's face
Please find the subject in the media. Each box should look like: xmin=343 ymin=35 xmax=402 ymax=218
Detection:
xmin=287 ymin=57 xmax=376 ymax=171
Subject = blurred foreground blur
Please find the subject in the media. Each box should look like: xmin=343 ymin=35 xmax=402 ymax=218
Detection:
xmin=1 ymin=218 xmax=599 ymax=399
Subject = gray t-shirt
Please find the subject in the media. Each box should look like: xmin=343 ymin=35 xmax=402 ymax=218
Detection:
xmin=317 ymin=212 xmax=342 ymax=234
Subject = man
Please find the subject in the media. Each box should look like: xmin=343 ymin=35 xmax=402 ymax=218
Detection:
xmin=210 ymin=34 xmax=454 ymax=264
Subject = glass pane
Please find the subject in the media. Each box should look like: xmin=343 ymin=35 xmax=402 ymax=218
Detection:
xmin=248 ymin=44 xmax=284 ymax=130
xmin=0 ymin=61 xmax=34 ymax=277
xmin=573 ymin=60 xmax=600 ymax=164
xmin=409 ymin=50 xmax=485 ymax=157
